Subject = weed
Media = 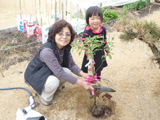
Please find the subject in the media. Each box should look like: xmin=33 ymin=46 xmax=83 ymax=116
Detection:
xmin=102 ymin=8 xmax=119 ymax=22
xmin=122 ymin=8 xmax=128 ymax=15
xmin=123 ymin=0 xmax=150 ymax=11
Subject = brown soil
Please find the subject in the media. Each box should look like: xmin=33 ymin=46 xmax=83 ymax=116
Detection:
xmin=1 ymin=3 xmax=160 ymax=120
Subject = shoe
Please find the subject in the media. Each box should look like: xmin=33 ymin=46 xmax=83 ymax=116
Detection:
xmin=57 ymin=84 xmax=65 ymax=91
xmin=38 ymin=95 xmax=52 ymax=106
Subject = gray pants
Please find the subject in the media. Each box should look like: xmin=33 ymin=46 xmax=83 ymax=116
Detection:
xmin=41 ymin=67 xmax=71 ymax=102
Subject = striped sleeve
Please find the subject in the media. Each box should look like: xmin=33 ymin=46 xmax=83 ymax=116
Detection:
xmin=68 ymin=52 xmax=81 ymax=76
xmin=82 ymin=31 xmax=89 ymax=42
xmin=39 ymin=48 xmax=77 ymax=84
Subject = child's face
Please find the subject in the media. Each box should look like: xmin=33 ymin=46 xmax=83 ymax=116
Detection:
xmin=89 ymin=14 xmax=101 ymax=31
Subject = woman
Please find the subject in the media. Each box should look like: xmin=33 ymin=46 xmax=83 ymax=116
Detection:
xmin=24 ymin=20 xmax=95 ymax=106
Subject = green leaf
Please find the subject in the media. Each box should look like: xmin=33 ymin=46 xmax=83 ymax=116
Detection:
xmin=101 ymin=55 xmax=105 ymax=59
xmin=71 ymin=47 xmax=74 ymax=53
xmin=108 ymin=54 xmax=112 ymax=59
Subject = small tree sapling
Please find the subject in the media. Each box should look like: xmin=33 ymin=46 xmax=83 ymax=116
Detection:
xmin=72 ymin=35 xmax=114 ymax=105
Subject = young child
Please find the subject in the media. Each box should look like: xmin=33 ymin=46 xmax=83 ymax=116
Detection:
xmin=81 ymin=6 xmax=108 ymax=78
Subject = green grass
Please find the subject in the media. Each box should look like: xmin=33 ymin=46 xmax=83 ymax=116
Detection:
xmin=102 ymin=8 xmax=119 ymax=22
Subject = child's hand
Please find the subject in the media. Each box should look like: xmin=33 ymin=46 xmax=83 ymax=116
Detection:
xmin=88 ymin=56 xmax=95 ymax=67
xmin=89 ymin=60 xmax=95 ymax=67
xmin=82 ymin=72 xmax=89 ymax=78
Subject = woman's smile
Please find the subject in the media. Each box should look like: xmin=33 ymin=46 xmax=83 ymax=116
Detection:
xmin=55 ymin=27 xmax=71 ymax=49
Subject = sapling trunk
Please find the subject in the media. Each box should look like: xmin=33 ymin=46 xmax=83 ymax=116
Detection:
xmin=92 ymin=71 xmax=97 ymax=105
xmin=89 ymin=37 xmax=97 ymax=105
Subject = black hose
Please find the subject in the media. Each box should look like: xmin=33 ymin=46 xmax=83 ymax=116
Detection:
xmin=0 ymin=87 xmax=32 ymax=96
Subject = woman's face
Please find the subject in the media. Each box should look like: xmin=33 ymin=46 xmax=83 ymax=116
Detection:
xmin=55 ymin=26 xmax=71 ymax=49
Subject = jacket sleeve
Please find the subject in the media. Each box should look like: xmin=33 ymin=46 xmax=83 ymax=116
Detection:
xmin=68 ymin=52 xmax=81 ymax=76
xmin=39 ymin=48 xmax=78 ymax=84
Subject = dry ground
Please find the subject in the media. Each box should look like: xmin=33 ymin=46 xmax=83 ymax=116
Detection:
xmin=1 ymin=1 xmax=160 ymax=120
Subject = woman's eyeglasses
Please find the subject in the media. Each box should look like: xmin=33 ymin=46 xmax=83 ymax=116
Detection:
xmin=58 ymin=33 xmax=71 ymax=38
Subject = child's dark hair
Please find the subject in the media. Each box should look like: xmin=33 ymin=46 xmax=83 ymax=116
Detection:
xmin=86 ymin=6 xmax=103 ymax=25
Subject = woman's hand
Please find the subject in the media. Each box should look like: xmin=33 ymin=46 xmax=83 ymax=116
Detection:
xmin=80 ymin=71 xmax=88 ymax=78
xmin=76 ymin=79 xmax=96 ymax=91
xmin=82 ymin=81 xmax=96 ymax=90
xmin=80 ymin=71 xmax=92 ymax=78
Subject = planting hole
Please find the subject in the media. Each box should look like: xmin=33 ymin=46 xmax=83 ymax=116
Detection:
xmin=91 ymin=104 xmax=112 ymax=119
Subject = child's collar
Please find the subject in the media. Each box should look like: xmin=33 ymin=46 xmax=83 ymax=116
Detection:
xmin=87 ymin=24 xmax=102 ymax=33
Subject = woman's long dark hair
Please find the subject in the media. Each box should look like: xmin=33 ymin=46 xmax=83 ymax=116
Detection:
xmin=47 ymin=20 xmax=76 ymax=45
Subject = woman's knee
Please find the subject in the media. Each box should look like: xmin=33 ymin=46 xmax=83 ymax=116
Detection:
xmin=44 ymin=75 xmax=60 ymax=92
xmin=63 ymin=67 xmax=71 ymax=75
